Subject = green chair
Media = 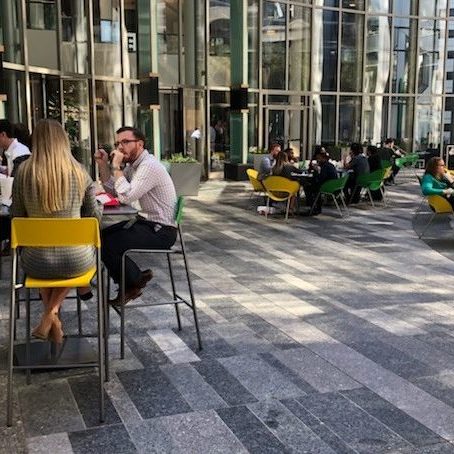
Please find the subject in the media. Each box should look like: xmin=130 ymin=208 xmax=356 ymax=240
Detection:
xmin=381 ymin=159 xmax=392 ymax=169
xmin=354 ymin=168 xmax=387 ymax=207
xmin=310 ymin=175 xmax=349 ymax=217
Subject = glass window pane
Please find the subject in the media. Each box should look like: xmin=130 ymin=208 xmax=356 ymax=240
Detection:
xmin=446 ymin=20 xmax=454 ymax=94
xmin=418 ymin=20 xmax=445 ymax=95
xmin=183 ymin=0 xmax=205 ymax=85
xmin=61 ymin=0 xmax=88 ymax=73
xmin=342 ymin=0 xmax=364 ymax=11
xmin=262 ymin=1 xmax=286 ymax=89
xmin=124 ymin=83 xmax=138 ymax=129
xmin=365 ymin=16 xmax=391 ymax=93
xmin=0 ymin=1 xmax=23 ymax=64
xmin=392 ymin=18 xmax=417 ymax=93
xmin=288 ymin=6 xmax=310 ymax=92
xmin=248 ymin=0 xmax=259 ymax=88
xmin=210 ymin=90 xmax=230 ymax=161
xmin=123 ymin=0 xmax=138 ymax=79
xmin=340 ymin=13 xmax=364 ymax=92
xmin=2 ymin=69 xmax=26 ymax=123
xmin=420 ymin=0 xmax=447 ymax=17
xmin=363 ymin=96 xmax=388 ymax=145
xmin=26 ymin=0 xmax=57 ymax=30
xmin=184 ymin=90 xmax=206 ymax=174
xmin=443 ymin=97 xmax=454 ymax=146
xmin=394 ymin=0 xmax=417 ymax=16
xmin=313 ymin=10 xmax=339 ymax=92
xmin=95 ymin=81 xmax=123 ymax=149
xmin=313 ymin=0 xmax=339 ymax=6
xmin=313 ymin=95 xmax=336 ymax=145
xmin=368 ymin=0 xmax=391 ymax=14
xmin=339 ymin=96 xmax=361 ymax=143
xmin=63 ymin=80 xmax=91 ymax=167
xmin=93 ymin=0 xmax=121 ymax=77
xmin=415 ymin=97 xmax=442 ymax=151
xmin=158 ymin=0 xmax=179 ymax=85
xmin=209 ymin=0 xmax=231 ymax=86
xmin=390 ymin=96 xmax=414 ymax=152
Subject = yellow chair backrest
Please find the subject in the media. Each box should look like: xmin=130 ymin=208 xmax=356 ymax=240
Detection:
xmin=246 ymin=168 xmax=264 ymax=192
xmin=11 ymin=218 xmax=101 ymax=249
xmin=383 ymin=166 xmax=393 ymax=180
xmin=262 ymin=176 xmax=300 ymax=196
xmin=427 ymin=195 xmax=453 ymax=214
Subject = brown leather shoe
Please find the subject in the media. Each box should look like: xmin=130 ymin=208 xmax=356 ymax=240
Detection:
xmin=109 ymin=286 xmax=143 ymax=307
xmin=138 ymin=269 xmax=153 ymax=288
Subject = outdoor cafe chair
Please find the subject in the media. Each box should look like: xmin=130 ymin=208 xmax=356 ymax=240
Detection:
xmin=6 ymin=218 xmax=106 ymax=426
xmin=107 ymin=196 xmax=202 ymax=360
xmin=353 ymin=168 xmax=387 ymax=208
xmin=310 ymin=174 xmax=349 ymax=218
xmin=246 ymin=168 xmax=265 ymax=205
xmin=417 ymin=195 xmax=453 ymax=239
xmin=261 ymin=176 xmax=300 ymax=222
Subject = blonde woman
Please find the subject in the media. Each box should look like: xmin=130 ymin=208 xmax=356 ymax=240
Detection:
xmin=11 ymin=119 xmax=102 ymax=343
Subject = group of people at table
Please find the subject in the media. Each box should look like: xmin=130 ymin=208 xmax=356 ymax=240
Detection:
xmin=257 ymin=138 xmax=404 ymax=216
xmin=0 ymin=118 xmax=178 ymax=344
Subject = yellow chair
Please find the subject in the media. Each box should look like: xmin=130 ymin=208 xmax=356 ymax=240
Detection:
xmin=6 ymin=218 xmax=105 ymax=426
xmin=261 ymin=176 xmax=300 ymax=222
xmin=418 ymin=195 xmax=454 ymax=239
xmin=246 ymin=168 xmax=265 ymax=200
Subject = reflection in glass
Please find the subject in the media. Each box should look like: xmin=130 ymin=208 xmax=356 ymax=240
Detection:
xmin=313 ymin=95 xmax=336 ymax=145
xmin=93 ymin=0 xmax=121 ymax=77
xmin=26 ymin=0 xmax=57 ymax=30
xmin=160 ymin=91 xmax=179 ymax=159
xmin=363 ymin=96 xmax=389 ymax=145
xmin=262 ymin=2 xmax=286 ymax=89
xmin=392 ymin=18 xmax=417 ymax=93
xmin=63 ymin=80 xmax=91 ymax=167
xmin=95 ymin=81 xmax=123 ymax=148
xmin=415 ymin=97 xmax=442 ymax=151
xmin=61 ymin=0 xmax=88 ymax=73
xmin=0 ymin=0 xmax=23 ymax=64
xmin=124 ymin=83 xmax=138 ymax=129
xmin=445 ymin=20 xmax=454 ymax=94
xmin=288 ymin=6 xmax=310 ymax=92
xmin=339 ymin=97 xmax=361 ymax=143
xmin=341 ymin=0 xmax=364 ymax=11
xmin=340 ymin=13 xmax=364 ymax=92
xmin=183 ymin=0 xmax=205 ymax=86
xmin=208 ymin=0 xmax=230 ymax=86
xmin=248 ymin=94 xmax=258 ymax=152
xmin=365 ymin=16 xmax=391 ymax=93
xmin=390 ymin=97 xmax=414 ymax=152
xmin=418 ymin=20 xmax=445 ymax=95
xmin=248 ymin=0 xmax=259 ymax=88
xmin=368 ymin=0 xmax=390 ymax=13
xmin=313 ymin=10 xmax=338 ymax=92
xmin=2 ymin=70 xmax=26 ymax=123
xmin=313 ymin=0 xmax=339 ymax=6
xmin=158 ymin=0 xmax=179 ymax=85
xmin=30 ymin=74 xmax=61 ymax=127
xmin=184 ymin=90 xmax=206 ymax=175
xmin=419 ymin=0 xmax=447 ymax=17
xmin=443 ymin=97 xmax=454 ymax=146
xmin=394 ymin=0 xmax=417 ymax=16
xmin=123 ymin=0 xmax=138 ymax=79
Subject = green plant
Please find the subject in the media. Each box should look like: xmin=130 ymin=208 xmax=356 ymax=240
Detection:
xmin=249 ymin=147 xmax=267 ymax=154
xmin=165 ymin=153 xmax=198 ymax=163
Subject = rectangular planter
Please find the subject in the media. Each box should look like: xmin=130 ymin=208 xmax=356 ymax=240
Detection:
xmin=224 ymin=162 xmax=253 ymax=181
xmin=169 ymin=162 xmax=202 ymax=196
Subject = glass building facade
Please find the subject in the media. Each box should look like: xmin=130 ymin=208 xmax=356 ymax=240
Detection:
xmin=1 ymin=0 xmax=454 ymax=177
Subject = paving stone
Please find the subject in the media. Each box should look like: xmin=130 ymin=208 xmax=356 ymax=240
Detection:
xmin=248 ymin=399 xmax=337 ymax=454
xmin=68 ymin=424 xmax=137 ymax=454
xmin=18 ymin=380 xmax=85 ymax=437
xmin=27 ymin=433 xmax=74 ymax=454
xmin=216 ymin=405 xmax=287 ymax=454
xmin=117 ymin=368 xmax=191 ymax=418
xmin=128 ymin=410 xmax=247 ymax=454
xmin=193 ymin=359 xmax=258 ymax=406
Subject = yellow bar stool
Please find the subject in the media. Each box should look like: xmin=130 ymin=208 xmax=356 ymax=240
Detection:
xmin=6 ymin=218 xmax=106 ymax=426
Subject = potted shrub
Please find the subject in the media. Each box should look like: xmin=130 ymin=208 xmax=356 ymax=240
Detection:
xmin=162 ymin=154 xmax=202 ymax=196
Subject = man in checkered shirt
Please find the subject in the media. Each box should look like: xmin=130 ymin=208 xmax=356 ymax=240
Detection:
xmin=95 ymin=126 xmax=177 ymax=306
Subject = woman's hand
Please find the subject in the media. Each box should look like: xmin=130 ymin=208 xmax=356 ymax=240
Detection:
xmin=444 ymin=188 xmax=454 ymax=196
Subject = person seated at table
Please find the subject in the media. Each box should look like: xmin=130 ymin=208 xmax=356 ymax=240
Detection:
xmin=421 ymin=157 xmax=454 ymax=207
xmin=271 ymin=151 xmax=302 ymax=180
xmin=11 ymin=119 xmax=102 ymax=343
xmin=343 ymin=143 xmax=370 ymax=204
xmin=380 ymin=138 xmax=405 ymax=184
xmin=283 ymin=147 xmax=298 ymax=164
xmin=95 ymin=126 xmax=178 ymax=306
xmin=0 ymin=119 xmax=31 ymax=177
xmin=258 ymin=142 xmax=281 ymax=180
xmin=301 ymin=149 xmax=337 ymax=216
xmin=367 ymin=145 xmax=382 ymax=172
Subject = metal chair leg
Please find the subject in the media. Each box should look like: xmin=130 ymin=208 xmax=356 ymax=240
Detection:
xmin=76 ymin=295 xmax=82 ymax=335
xmin=339 ymin=192 xmax=349 ymax=217
xmin=167 ymin=253 xmax=182 ymax=331
xmin=331 ymin=195 xmax=343 ymax=218
xmin=102 ymin=268 xmax=109 ymax=382
xmin=120 ymin=255 xmax=126 ymax=360
xmin=96 ymin=255 xmax=105 ymax=423
xmin=418 ymin=212 xmax=436 ymax=239
xmin=309 ymin=192 xmax=321 ymax=215
xmin=25 ymin=288 xmax=31 ymax=385
xmin=7 ymin=254 xmax=18 ymax=426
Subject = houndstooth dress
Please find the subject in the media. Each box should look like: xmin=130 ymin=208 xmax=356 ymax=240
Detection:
xmin=11 ymin=166 xmax=102 ymax=279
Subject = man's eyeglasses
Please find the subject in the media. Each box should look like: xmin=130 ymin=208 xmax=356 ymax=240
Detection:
xmin=114 ymin=139 xmax=140 ymax=148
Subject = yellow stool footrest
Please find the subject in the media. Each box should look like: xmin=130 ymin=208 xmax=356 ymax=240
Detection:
xmin=25 ymin=267 xmax=96 ymax=289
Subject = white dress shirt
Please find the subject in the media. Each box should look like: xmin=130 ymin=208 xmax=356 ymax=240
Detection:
xmin=4 ymin=139 xmax=31 ymax=176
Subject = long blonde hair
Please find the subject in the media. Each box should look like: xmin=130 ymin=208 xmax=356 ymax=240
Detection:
xmin=20 ymin=119 xmax=86 ymax=213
